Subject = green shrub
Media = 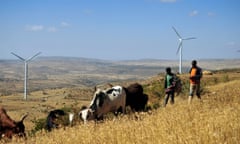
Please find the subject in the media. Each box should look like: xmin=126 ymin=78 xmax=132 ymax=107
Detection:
xmin=30 ymin=118 xmax=46 ymax=136
xmin=152 ymin=103 xmax=161 ymax=109
xmin=222 ymin=74 xmax=229 ymax=83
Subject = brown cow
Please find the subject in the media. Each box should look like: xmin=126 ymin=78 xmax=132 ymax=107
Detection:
xmin=125 ymin=83 xmax=148 ymax=112
xmin=0 ymin=107 xmax=28 ymax=139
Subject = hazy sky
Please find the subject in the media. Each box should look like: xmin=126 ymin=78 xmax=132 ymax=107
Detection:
xmin=1 ymin=0 xmax=240 ymax=60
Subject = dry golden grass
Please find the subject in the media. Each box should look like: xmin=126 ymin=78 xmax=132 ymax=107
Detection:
xmin=1 ymin=73 xmax=240 ymax=144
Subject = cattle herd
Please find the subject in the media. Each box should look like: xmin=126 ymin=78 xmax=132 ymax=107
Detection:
xmin=0 ymin=83 xmax=148 ymax=140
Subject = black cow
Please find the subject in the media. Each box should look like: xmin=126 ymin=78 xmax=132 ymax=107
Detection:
xmin=125 ymin=83 xmax=148 ymax=112
xmin=46 ymin=109 xmax=65 ymax=131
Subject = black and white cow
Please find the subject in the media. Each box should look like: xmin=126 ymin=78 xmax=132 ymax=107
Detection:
xmin=80 ymin=85 xmax=126 ymax=121
xmin=78 ymin=108 xmax=95 ymax=123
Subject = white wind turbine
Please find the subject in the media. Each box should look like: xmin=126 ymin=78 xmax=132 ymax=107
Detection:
xmin=172 ymin=26 xmax=196 ymax=74
xmin=11 ymin=52 xmax=41 ymax=100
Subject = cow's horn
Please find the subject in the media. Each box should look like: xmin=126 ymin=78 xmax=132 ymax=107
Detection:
xmin=107 ymin=83 xmax=113 ymax=87
xmin=20 ymin=113 xmax=28 ymax=122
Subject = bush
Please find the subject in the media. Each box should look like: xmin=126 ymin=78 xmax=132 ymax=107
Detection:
xmin=30 ymin=118 xmax=46 ymax=136
xmin=222 ymin=74 xmax=229 ymax=83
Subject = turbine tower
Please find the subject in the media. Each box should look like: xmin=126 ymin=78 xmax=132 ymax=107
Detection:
xmin=172 ymin=26 xmax=196 ymax=74
xmin=11 ymin=52 xmax=41 ymax=100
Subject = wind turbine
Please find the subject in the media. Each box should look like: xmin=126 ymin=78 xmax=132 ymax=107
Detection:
xmin=11 ymin=52 xmax=41 ymax=100
xmin=172 ymin=26 xmax=196 ymax=74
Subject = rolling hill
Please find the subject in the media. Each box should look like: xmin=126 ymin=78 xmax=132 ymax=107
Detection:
xmin=1 ymin=57 xmax=240 ymax=96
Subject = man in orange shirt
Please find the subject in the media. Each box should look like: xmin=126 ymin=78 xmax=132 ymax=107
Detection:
xmin=188 ymin=60 xmax=202 ymax=104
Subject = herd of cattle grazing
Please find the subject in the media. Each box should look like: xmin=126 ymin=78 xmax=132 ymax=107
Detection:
xmin=0 ymin=83 xmax=148 ymax=139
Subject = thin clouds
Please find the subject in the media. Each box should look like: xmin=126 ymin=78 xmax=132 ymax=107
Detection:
xmin=189 ymin=10 xmax=216 ymax=17
xmin=25 ymin=25 xmax=44 ymax=31
xmin=47 ymin=27 xmax=57 ymax=32
xmin=189 ymin=10 xmax=198 ymax=17
xmin=25 ymin=22 xmax=70 ymax=32
xmin=226 ymin=41 xmax=240 ymax=49
xmin=208 ymin=12 xmax=216 ymax=17
xmin=227 ymin=41 xmax=236 ymax=47
xmin=83 ymin=9 xmax=94 ymax=16
xmin=61 ymin=22 xmax=70 ymax=27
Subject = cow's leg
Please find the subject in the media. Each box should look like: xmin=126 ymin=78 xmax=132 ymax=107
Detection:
xmin=121 ymin=105 xmax=126 ymax=114
xmin=114 ymin=107 xmax=123 ymax=116
xmin=96 ymin=115 xmax=103 ymax=121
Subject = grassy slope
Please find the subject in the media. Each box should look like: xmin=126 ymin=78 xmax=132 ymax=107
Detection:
xmin=1 ymin=72 xmax=240 ymax=144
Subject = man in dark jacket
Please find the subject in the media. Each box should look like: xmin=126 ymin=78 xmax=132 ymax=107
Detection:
xmin=164 ymin=67 xmax=176 ymax=107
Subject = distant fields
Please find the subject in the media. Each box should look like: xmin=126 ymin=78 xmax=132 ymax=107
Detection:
xmin=1 ymin=57 xmax=240 ymax=95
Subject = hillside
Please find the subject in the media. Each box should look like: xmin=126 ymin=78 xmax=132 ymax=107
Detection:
xmin=1 ymin=57 xmax=240 ymax=96
xmin=0 ymin=69 xmax=239 ymax=143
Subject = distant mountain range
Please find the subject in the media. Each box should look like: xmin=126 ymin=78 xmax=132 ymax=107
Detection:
xmin=0 ymin=57 xmax=240 ymax=94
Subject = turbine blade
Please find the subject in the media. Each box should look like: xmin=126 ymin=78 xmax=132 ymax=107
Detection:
xmin=172 ymin=26 xmax=182 ymax=38
xmin=176 ymin=42 xmax=182 ymax=54
xmin=183 ymin=37 xmax=196 ymax=40
xmin=11 ymin=52 xmax=25 ymax=61
xmin=27 ymin=52 xmax=41 ymax=62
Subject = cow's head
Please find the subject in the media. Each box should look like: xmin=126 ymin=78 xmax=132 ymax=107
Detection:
xmin=1 ymin=113 xmax=28 ymax=139
xmin=13 ymin=114 xmax=28 ymax=137
xmin=88 ymin=86 xmax=126 ymax=118
xmin=78 ymin=108 xmax=95 ymax=123
xmin=89 ymin=88 xmax=107 ymax=111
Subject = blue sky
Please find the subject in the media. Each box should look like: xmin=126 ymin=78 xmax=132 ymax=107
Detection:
xmin=1 ymin=0 xmax=240 ymax=60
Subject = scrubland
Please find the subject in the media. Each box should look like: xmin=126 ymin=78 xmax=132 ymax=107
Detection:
xmin=0 ymin=71 xmax=240 ymax=144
